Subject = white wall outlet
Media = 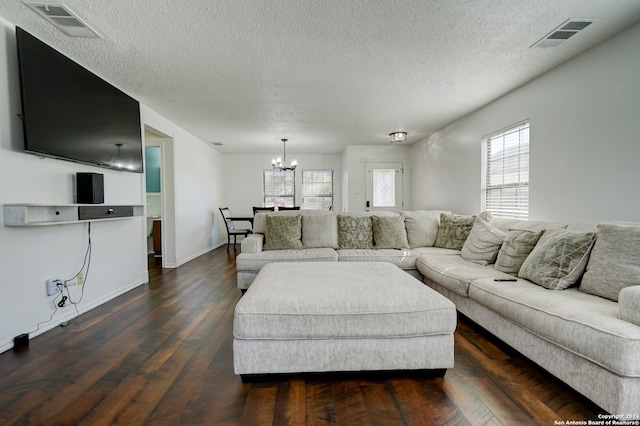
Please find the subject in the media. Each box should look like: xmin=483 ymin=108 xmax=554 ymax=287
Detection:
xmin=46 ymin=278 xmax=60 ymax=296
xmin=77 ymin=272 xmax=83 ymax=285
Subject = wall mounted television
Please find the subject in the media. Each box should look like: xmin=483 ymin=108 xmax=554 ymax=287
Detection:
xmin=16 ymin=27 xmax=143 ymax=173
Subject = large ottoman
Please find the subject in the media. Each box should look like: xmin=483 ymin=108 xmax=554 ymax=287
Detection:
xmin=233 ymin=262 xmax=457 ymax=378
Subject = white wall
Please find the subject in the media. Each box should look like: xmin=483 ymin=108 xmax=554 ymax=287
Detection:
xmin=411 ymin=21 xmax=640 ymax=222
xmin=0 ymin=17 xmax=226 ymax=352
xmin=343 ymin=145 xmax=413 ymax=212
xmin=222 ymin=153 xmax=342 ymax=215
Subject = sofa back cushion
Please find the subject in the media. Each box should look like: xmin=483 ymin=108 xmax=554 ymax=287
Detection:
xmin=338 ymin=214 xmax=373 ymax=249
xmin=263 ymin=215 xmax=303 ymax=250
xmin=518 ymin=229 xmax=596 ymax=290
xmin=580 ymin=223 xmax=640 ymax=301
xmin=302 ymin=213 xmax=338 ymax=249
xmin=491 ymin=218 xmax=567 ymax=233
xmin=402 ymin=210 xmax=449 ymax=248
xmin=372 ymin=215 xmax=409 ymax=249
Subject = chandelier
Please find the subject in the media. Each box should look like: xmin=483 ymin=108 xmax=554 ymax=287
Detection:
xmin=271 ymin=138 xmax=297 ymax=170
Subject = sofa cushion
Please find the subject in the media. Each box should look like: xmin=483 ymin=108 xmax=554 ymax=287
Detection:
xmin=490 ymin=218 xmax=567 ymax=234
xmin=461 ymin=217 xmax=506 ymax=265
xmin=338 ymin=215 xmax=373 ymax=249
xmin=619 ymin=286 xmax=640 ymax=327
xmin=518 ymin=229 xmax=596 ymax=290
xmin=469 ymin=278 xmax=640 ymax=377
xmin=416 ymin=254 xmax=515 ymax=297
xmin=372 ymin=215 xmax=409 ymax=249
xmin=236 ymin=248 xmax=338 ymax=272
xmin=580 ymin=224 xmax=640 ymax=301
xmin=402 ymin=210 xmax=448 ymax=248
xmin=434 ymin=213 xmax=476 ymax=250
xmin=264 ymin=214 xmax=303 ymax=250
xmin=494 ymin=229 xmax=545 ymax=275
xmin=302 ymin=213 xmax=338 ymax=249
xmin=337 ymin=249 xmax=418 ymax=270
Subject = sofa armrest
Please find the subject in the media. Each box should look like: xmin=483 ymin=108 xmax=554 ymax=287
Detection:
xmin=241 ymin=234 xmax=264 ymax=253
xmin=619 ymin=286 xmax=640 ymax=326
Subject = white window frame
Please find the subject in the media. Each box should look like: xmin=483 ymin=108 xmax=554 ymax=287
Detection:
xmin=481 ymin=120 xmax=530 ymax=219
xmin=301 ymin=169 xmax=334 ymax=210
xmin=263 ymin=169 xmax=295 ymax=208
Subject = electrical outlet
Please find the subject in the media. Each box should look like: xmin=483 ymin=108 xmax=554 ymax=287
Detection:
xmin=46 ymin=278 xmax=60 ymax=296
xmin=77 ymin=272 xmax=83 ymax=285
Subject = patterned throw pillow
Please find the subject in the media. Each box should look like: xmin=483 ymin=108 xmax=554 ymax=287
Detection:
xmin=338 ymin=215 xmax=373 ymax=249
xmin=372 ymin=215 xmax=409 ymax=249
xmin=494 ymin=229 xmax=545 ymax=275
xmin=434 ymin=213 xmax=476 ymax=250
xmin=460 ymin=217 xmax=506 ymax=265
xmin=518 ymin=229 xmax=596 ymax=290
xmin=580 ymin=224 xmax=640 ymax=301
xmin=263 ymin=215 xmax=303 ymax=250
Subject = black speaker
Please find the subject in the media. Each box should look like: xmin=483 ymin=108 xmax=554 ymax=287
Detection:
xmin=76 ymin=172 xmax=104 ymax=204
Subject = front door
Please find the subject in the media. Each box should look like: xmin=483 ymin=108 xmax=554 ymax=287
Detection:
xmin=365 ymin=162 xmax=403 ymax=212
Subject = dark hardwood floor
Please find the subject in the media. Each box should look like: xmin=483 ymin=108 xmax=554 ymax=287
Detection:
xmin=0 ymin=247 xmax=603 ymax=425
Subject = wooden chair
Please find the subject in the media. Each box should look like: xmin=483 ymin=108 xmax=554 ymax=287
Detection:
xmin=278 ymin=206 xmax=300 ymax=210
xmin=219 ymin=207 xmax=252 ymax=251
xmin=252 ymin=206 xmax=275 ymax=215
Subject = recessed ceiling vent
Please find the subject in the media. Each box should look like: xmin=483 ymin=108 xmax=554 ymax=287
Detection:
xmin=22 ymin=2 xmax=101 ymax=38
xmin=531 ymin=19 xmax=595 ymax=49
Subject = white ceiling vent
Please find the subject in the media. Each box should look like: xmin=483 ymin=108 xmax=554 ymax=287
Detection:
xmin=22 ymin=2 xmax=101 ymax=38
xmin=530 ymin=19 xmax=595 ymax=49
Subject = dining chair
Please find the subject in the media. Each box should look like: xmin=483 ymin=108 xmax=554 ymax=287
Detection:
xmin=219 ymin=207 xmax=252 ymax=251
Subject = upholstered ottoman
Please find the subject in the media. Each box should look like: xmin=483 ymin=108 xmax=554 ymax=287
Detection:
xmin=233 ymin=262 xmax=457 ymax=378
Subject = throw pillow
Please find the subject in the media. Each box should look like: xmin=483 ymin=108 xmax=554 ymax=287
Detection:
xmin=579 ymin=224 xmax=640 ymax=301
xmin=338 ymin=215 xmax=373 ymax=249
xmin=460 ymin=217 xmax=506 ymax=265
xmin=402 ymin=210 xmax=448 ymax=248
xmin=433 ymin=213 xmax=476 ymax=250
xmin=518 ymin=229 xmax=596 ymax=290
xmin=372 ymin=215 xmax=410 ymax=249
xmin=263 ymin=215 xmax=303 ymax=250
xmin=494 ymin=229 xmax=545 ymax=275
xmin=302 ymin=213 xmax=338 ymax=249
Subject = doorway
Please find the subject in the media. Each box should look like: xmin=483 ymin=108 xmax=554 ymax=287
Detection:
xmin=365 ymin=162 xmax=404 ymax=212
xmin=144 ymin=126 xmax=177 ymax=272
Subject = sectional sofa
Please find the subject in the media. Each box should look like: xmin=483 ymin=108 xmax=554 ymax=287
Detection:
xmin=235 ymin=210 xmax=640 ymax=415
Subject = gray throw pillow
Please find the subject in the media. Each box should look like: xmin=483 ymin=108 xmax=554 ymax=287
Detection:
xmin=434 ymin=213 xmax=476 ymax=250
xmin=518 ymin=229 xmax=596 ymax=290
xmin=494 ymin=229 xmax=544 ymax=275
xmin=302 ymin=213 xmax=338 ymax=249
xmin=460 ymin=217 xmax=506 ymax=265
xmin=263 ymin=215 xmax=303 ymax=250
xmin=338 ymin=215 xmax=373 ymax=249
xmin=372 ymin=215 xmax=409 ymax=249
xmin=580 ymin=224 xmax=640 ymax=301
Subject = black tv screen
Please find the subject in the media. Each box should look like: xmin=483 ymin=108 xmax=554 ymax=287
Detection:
xmin=16 ymin=27 xmax=143 ymax=173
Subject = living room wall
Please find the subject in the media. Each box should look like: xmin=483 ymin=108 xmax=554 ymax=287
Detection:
xmin=0 ymin=17 xmax=225 ymax=352
xmin=222 ymin=153 xmax=342 ymax=214
xmin=411 ymin=21 xmax=640 ymax=222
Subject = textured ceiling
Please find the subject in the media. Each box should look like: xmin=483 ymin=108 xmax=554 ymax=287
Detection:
xmin=1 ymin=1 xmax=640 ymax=154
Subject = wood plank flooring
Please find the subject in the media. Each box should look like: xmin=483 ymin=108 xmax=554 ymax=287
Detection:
xmin=0 ymin=247 xmax=604 ymax=425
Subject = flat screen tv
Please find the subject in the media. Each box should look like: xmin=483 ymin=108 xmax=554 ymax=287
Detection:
xmin=16 ymin=27 xmax=143 ymax=173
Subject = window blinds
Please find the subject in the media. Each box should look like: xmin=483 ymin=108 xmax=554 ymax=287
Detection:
xmin=302 ymin=170 xmax=334 ymax=210
xmin=482 ymin=121 xmax=529 ymax=219
xmin=263 ymin=170 xmax=295 ymax=208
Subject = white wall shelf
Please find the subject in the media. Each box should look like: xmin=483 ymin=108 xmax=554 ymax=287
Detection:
xmin=3 ymin=204 xmax=144 ymax=227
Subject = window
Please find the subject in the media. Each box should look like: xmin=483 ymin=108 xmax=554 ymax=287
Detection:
xmin=302 ymin=170 xmax=334 ymax=210
xmin=371 ymin=168 xmax=396 ymax=207
xmin=263 ymin=170 xmax=295 ymax=208
xmin=481 ymin=120 xmax=529 ymax=219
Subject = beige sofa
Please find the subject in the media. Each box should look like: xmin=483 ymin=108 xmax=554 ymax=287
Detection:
xmin=235 ymin=210 xmax=640 ymax=415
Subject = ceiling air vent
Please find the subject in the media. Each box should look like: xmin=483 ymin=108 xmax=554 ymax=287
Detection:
xmin=22 ymin=2 xmax=101 ymax=38
xmin=530 ymin=19 xmax=595 ymax=49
